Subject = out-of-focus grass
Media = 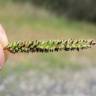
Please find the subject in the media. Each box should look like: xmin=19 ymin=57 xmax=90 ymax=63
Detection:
xmin=0 ymin=2 xmax=96 ymax=39
xmin=0 ymin=2 xmax=96 ymax=77
xmin=1 ymin=53 xmax=84 ymax=78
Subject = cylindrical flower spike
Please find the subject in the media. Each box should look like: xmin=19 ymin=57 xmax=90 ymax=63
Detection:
xmin=0 ymin=24 xmax=96 ymax=70
xmin=5 ymin=39 xmax=96 ymax=54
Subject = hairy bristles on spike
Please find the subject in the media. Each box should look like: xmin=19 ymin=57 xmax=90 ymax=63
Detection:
xmin=4 ymin=39 xmax=96 ymax=54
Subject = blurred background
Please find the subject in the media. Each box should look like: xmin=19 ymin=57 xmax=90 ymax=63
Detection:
xmin=0 ymin=0 xmax=96 ymax=96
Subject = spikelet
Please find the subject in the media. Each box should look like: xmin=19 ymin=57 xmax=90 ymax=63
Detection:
xmin=5 ymin=39 xmax=96 ymax=54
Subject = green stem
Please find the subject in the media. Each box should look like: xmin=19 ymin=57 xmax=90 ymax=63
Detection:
xmin=4 ymin=39 xmax=96 ymax=54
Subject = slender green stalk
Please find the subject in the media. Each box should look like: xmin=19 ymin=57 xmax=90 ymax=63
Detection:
xmin=4 ymin=39 xmax=96 ymax=54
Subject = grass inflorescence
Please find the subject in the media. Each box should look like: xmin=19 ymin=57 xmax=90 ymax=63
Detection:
xmin=5 ymin=39 xmax=96 ymax=54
